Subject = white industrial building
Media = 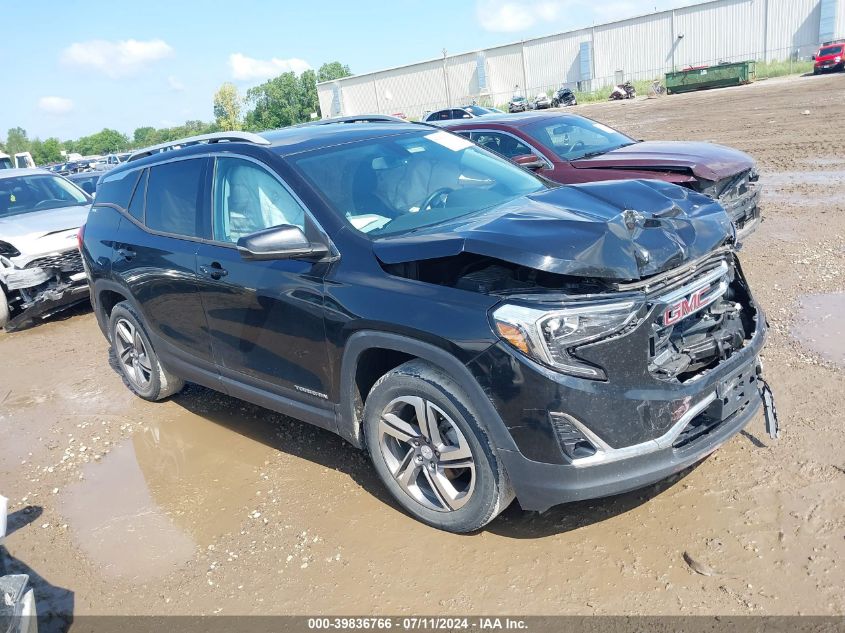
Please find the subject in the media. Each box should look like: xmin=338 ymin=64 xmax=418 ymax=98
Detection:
xmin=318 ymin=0 xmax=844 ymax=120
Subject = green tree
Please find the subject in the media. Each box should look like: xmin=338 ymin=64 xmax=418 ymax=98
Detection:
xmin=5 ymin=127 xmax=30 ymax=155
xmin=75 ymin=128 xmax=130 ymax=155
xmin=30 ymin=137 xmax=64 ymax=165
xmin=213 ymin=82 xmax=243 ymax=131
xmin=133 ymin=126 xmax=156 ymax=147
xmin=317 ymin=61 xmax=352 ymax=83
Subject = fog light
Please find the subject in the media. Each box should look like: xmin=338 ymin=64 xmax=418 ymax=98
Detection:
xmin=549 ymin=413 xmax=597 ymax=460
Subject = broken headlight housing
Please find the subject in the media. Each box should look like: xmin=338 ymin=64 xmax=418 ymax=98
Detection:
xmin=0 ymin=240 xmax=20 ymax=258
xmin=492 ymin=298 xmax=643 ymax=380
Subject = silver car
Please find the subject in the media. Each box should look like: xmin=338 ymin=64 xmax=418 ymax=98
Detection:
xmin=0 ymin=169 xmax=91 ymax=330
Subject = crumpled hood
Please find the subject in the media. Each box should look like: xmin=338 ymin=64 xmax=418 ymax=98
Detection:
xmin=0 ymin=204 xmax=89 ymax=262
xmin=571 ymin=141 xmax=755 ymax=181
xmin=373 ymin=180 xmax=734 ymax=282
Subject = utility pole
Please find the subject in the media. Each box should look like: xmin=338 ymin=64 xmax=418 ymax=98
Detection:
xmin=521 ymin=40 xmax=529 ymax=97
xmin=442 ymin=49 xmax=451 ymax=107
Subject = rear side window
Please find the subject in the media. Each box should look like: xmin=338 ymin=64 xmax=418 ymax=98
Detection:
xmin=127 ymin=169 xmax=148 ymax=221
xmin=145 ymin=159 xmax=206 ymax=237
xmin=96 ymin=169 xmax=140 ymax=209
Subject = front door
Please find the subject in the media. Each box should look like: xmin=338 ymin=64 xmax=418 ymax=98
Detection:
xmin=196 ymin=156 xmax=333 ymax=403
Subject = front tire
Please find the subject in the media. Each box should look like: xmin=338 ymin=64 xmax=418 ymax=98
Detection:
xmin=109 ymin=302 xmax=184 ymax=401
xmin=363 ymin=360 xmax=514 ymax=533
xmin=0 ymin=285 xmax=9 ymax=330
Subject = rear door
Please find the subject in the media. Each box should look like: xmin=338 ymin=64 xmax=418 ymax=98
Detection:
xmin=112 ymin=157 xmax=215 ymax=372
xmin=195 ymin=155 xmax=333 ymax=406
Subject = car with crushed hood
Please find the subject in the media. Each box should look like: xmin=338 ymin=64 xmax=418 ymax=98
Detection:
xmin=442 ymin=111 xmax=761 ymax=241
xmin=0 ymin=169 xmax=91 ymax=330
xmin=81 ymin=125 xmax=777 ymax=533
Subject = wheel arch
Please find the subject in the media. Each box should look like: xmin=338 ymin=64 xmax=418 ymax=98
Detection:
xmin=90 ymin=279 xmax=135 ymax=338
xmin=339 ymin=331 xmax=517 ymax=453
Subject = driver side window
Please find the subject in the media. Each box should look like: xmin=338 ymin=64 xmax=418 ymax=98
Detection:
xmin=468 ymin=131 xmax=533 ymax=159
xmin=213 ymin=157 xmax=306 ymax=243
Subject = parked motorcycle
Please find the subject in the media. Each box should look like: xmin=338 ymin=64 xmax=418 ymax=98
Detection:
xmin=551 ymin=87 xmax=577 ymax=107
xmin=609 ymin=81 xmax=636 ymax=100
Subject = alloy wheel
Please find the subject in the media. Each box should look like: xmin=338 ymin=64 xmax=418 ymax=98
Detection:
xmin=377 ymin=396 xmax=476 ymax=512
xmin=114 ymin=317 xmax=153 ymax=390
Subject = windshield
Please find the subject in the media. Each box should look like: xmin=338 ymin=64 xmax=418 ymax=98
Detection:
xmin=463 ymin=105 xmax=493 ymax=116
xmin=292 ymin=129 xmax=545 ymax=238
xmin=0 ymin=156 xmax=13 ymax=169
xmin=523 ymin=115 xmax=636 ymax=161
xmin=0 ymin=174 xmax=90 ymax=218
xmin=511 ymin=96 xmax=525 ymax=102
xmin=818 ymin=45 xmax=843 ymax=57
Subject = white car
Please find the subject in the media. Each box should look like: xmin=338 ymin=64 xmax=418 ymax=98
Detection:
xmin=0 ymin=169 xmax=91 ymax=330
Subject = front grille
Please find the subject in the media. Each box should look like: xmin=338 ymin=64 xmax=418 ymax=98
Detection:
xmin=648 ymin=255 xmax=755 ymax=383
xmin=25 ymin=250 xmax=84 ymax=274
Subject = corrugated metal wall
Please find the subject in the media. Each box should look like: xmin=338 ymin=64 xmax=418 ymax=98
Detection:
xmin=318 ymin=0 xmax=835 ymax=118
xmin=833 ymin=0 xmax=845 ymax=42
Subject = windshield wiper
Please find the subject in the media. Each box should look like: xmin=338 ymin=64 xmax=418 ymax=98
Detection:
xmin=576 ymin=142 xmax=638 ymax=160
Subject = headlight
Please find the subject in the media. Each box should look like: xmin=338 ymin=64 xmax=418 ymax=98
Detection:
xmin=492 ymin=298 xmax=643 ymax=380
xmin=0 ymin=240 xmax=20 ymax=258
xmin=836 ymin=56 xmax=842 ymax=62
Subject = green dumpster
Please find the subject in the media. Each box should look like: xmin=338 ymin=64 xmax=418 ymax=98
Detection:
xmin=665 ymin=61 xmax=756 ymax=95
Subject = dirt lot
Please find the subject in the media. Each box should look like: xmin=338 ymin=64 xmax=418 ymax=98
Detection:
xmin=2 ymin=72 xmax=844 ymax=626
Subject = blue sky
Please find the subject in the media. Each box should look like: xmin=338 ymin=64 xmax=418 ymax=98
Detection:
xmin=2 ymin=0 xmax=684 ymax=141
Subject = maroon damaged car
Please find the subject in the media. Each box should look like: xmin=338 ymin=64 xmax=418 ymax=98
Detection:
xmin=442 ymin=111 xmax=761 ymax=241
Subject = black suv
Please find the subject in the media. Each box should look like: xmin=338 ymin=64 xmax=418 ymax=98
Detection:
xmin=80 ymin=125 xmax=774 ymax=532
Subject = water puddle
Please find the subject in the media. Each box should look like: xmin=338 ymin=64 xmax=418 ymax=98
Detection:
xmin=60 ymin=390 xmax=281 ymax=581
xmin=763 ymin=170 xmax=845 ymax=187
xmin=792 ymin=293 xmax=845 ymax=367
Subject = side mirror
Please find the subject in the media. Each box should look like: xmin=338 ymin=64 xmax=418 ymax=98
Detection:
xmin=811 ymin=55 xmax=816 ymax=60
xmin=512 ymin=154 xmax=545 ymax=170
xmin=237 ymin=225 xmax=329 ymax=261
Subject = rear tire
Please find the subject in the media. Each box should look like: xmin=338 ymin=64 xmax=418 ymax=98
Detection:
xmin=109 ymin=302 xmax=184 ymax=401
xmin=363 ymin=359 xmax=514 ymax=533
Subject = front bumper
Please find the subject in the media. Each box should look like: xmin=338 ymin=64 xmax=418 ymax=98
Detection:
xmin=467 ymin=274 xmax=768 ymax=512
xmin=5 ymin=279 xmax=89 ymax=330
xmin=498 ymin=388 xmax=760 ymax=512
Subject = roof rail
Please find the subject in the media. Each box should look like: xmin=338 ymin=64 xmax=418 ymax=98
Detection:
xmin=127 ymin=131 xmax=271 ymax=163
xmin=293 ymin=114 xmax=407 ymax=128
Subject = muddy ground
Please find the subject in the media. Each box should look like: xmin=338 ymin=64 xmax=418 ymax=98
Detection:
xmin=1 ymin=73 xmax=844 ymax=625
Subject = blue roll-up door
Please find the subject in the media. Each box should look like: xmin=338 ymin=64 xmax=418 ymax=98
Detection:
xmin=820 ymin=0 xmax=838 ymax=43
xmin=579 ymin=42 xmax=592 ymax=81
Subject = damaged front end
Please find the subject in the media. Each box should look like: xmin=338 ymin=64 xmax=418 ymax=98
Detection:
xmin=375 ymin=179 xmax=778 ymax=481
xmin=0 ymin=246 xmax=89 ymax=331
xmin=697 ymin=168 xmax=761 ymax=242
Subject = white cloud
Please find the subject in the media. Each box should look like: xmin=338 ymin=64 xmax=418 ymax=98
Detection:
xmin=476 ymin=0 xmax=567 ymax=32
xmin=61 ymin=39 xmax=173 ymax=78
xmin=168 ymin=75 xmax=185 ymax=91
xmin=37 ymin=96 xmax=74 ymax=115
xmin=476 ymin=0 xmax=666 ymax=32
xmin=228 ymin=53 xmax=311 ymax=81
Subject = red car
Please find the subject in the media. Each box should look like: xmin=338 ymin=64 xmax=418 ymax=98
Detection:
xmin=442 ymin=111 xmax=760 ymax=240
xmin=813 ymin=41 xmax=845 ymax=74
